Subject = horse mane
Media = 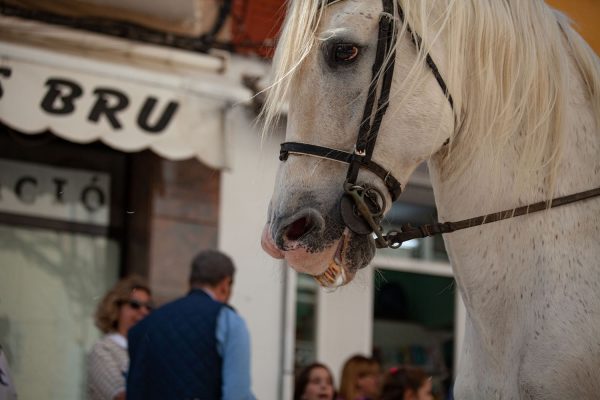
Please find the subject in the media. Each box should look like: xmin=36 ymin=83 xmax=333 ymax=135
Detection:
xmin=263 ymin=0 xmax=600 ymax=196
xmin=441 ymin=0 xmax=600 ymax=195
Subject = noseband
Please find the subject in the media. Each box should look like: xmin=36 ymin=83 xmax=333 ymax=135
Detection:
xmin=278 ymin=0 xmax=600 ymax=249
xmin=280 ymin=0 xmax=453 ymax=247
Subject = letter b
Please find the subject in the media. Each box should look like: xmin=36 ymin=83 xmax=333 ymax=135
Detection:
xmin=41 ymin=79 xmax=83 ymax=115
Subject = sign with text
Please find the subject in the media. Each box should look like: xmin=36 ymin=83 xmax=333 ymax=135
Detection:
xmin=0 ymin=41 xmax=233 ymax=169
xmin=0 ymin=159 xmax=110 ymax=226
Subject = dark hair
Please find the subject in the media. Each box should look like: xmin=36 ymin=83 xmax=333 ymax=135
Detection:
xmin=379 ymin=366 xmax=430 ymax=400
xmin=294 ymin=362 xmax=335 ymax=400
xmin=94 ymin=276 xmax=151 ymax=334
xmin=189 ymin=249 xmax=235 ymax=286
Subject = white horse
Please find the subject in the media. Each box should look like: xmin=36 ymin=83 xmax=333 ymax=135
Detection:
xmin=260 ymin=0 xmax=600 ymax=398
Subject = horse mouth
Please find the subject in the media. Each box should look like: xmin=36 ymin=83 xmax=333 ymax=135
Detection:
xmin=314 ymin=228 xmax=355 ymax=288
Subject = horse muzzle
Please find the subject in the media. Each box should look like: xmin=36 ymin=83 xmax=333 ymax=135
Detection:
xmin=260 ymin=207 xmax=357 ymax=288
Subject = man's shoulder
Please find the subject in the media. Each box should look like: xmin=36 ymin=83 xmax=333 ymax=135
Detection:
xmin=218 ymin=305 xmax=248 ymax=331
xmin=172 ymin=290 xmax=225 ymax=311
xmin=128 ymin=295 xmax=185 ymax=332
xmin=150 ymin=291 xmax=210 ymax=313
xmin=134 ymin=292 xmax=223 ymax=328
xmin=128 ymin=296 xmax=183 ymax=345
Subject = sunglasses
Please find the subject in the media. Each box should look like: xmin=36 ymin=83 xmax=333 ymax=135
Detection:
xmin=120 ymin=299 xmax=153 ymax=311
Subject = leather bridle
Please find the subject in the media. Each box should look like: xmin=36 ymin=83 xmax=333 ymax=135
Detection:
xmin=278 ymin=0 xmax=600 ymax=249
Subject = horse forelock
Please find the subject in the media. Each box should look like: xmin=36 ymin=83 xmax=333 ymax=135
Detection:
xmin=260 ymin=0 xmax=323 ymax=139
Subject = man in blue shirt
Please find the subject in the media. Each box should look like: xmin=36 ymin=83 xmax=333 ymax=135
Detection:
xmin=127 ymin=250 xmax=255 ymax=400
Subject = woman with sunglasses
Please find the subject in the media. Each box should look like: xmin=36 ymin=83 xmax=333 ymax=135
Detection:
xmin=87 ymin=276 xmax=152 ymax=400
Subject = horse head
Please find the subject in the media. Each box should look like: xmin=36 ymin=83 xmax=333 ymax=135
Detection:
xmin=261 ymin=0 xmax=454 ymax=287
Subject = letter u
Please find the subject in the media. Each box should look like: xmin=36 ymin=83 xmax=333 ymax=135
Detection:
xmin=137 ymin=97 xmax=179 ymax=133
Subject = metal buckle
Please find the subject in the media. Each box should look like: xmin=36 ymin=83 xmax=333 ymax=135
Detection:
xmin=341 ymin=182 xmax=388 ymax=247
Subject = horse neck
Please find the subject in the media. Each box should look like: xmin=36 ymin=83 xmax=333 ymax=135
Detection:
xmin=428 ymin=34 xmax=600 ymax=232
xmin=426 ymin=49 xmax=600 ymax=336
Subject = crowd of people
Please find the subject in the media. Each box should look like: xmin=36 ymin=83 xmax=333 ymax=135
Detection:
xmin=294 ymin=357 xmax=433 ymax=400
xmin=84 ymin=249 xmax=439 ymax=400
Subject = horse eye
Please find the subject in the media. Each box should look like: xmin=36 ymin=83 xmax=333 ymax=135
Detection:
xmin=332 ymin=43 xmax=360 ymax=64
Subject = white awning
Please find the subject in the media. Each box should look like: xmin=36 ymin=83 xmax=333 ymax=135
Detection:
xmin=0 ymin=17 xmax=253 ymax=169
xmin=4 ymin=0 xmax=220 ymax=37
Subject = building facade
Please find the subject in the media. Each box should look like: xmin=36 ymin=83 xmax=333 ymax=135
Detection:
xmin=0 ymin=1 xmax=597 ymax=399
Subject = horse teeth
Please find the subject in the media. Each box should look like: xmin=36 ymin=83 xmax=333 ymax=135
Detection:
xmin=313 ymin=258 xmax=351 ymax=288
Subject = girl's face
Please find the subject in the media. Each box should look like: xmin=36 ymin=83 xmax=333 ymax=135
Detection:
xmin=303 ymin=367 xmax=335 ymax=400
xmin=357 ymin=369 xmax=381 ymax=398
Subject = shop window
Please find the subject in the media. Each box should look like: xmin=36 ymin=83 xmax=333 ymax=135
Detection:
xmin=371 ymin=165 xmax=459 ymax=398
xmin=372 ymin=269 xmax=456 ymax=399
xmin=0 ymin=129 xmax=125 ymax=399
xmin=294 ymin=273 xmax=318 ymax=371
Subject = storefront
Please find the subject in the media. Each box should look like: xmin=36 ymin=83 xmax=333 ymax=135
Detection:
xmin=0 ymin=14 xmax=465 ymax=400
xmin=0 ymin=133 xmax=127 ymax=399
xmin=0 ymin=16 xmax=287 ymax=399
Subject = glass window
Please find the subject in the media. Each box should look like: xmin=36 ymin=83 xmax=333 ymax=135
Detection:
xmin=0 ymin=133 xmax=126 ymax=399
xmin=294 ymin=273 xmax=318 ymax=372
xmin=372 ymin=269 xmax=455 ymax=399
xmin=0 ymin=225 xmax=120 ymax=399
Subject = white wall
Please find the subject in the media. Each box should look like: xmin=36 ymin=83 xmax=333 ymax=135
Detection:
xmin=218 ymin=105 xmax=286 ymax=400
xmin=317 ymin=266 xmax=375 ymax=385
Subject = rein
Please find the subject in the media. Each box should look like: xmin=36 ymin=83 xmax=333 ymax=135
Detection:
xmin=278 ymin=0 xmax=600 ymax=250
xmin=382 ymin=187 xmax=600 ymax=249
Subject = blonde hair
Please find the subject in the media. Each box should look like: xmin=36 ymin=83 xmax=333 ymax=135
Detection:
xmin=263 ymin=0 xmax=600 ymax=197
xmin=441 ymin=0 xmax=600 ymax=195
xmin=338 ymin=355 xmax=380 ymax=400
xmin=94 ymin=276 xmax=151 ymax=334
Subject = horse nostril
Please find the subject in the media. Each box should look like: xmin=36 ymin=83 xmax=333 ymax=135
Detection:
xmin=273 ymin=209 xmax=325 ymax=249
xmin=284 ymin=216 xmax=314 ymax=242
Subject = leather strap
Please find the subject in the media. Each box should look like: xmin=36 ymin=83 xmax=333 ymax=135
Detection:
xmin=382 ymin=186 xmax=600 ymax=248
xmin=280 ymin=0 xmax=453 ymax=205
xmin=343 ymin=0 xmax=396 ymax=193
xmin=280 ymin=142 xmax=402 ymax=200
xmin=281 ymin=0 xmax=400 ymax=203
xmin=397 ymin=6 xmax=454 ymax=110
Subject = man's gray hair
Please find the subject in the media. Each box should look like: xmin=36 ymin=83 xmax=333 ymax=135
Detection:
xmin=189 ymin=250 xmax=236 ymax=286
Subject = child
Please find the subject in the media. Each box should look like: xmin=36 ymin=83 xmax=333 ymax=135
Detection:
xmin=379 ymin=366 xmax=433 ymax=400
